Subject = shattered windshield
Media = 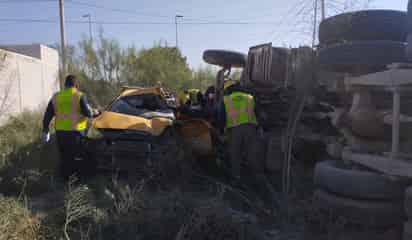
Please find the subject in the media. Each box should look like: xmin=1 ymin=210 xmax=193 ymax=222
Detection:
xmin=110 ymin=93 xmax=174 ymax=118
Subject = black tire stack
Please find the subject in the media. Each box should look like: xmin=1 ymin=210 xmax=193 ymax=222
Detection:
xmin=318 ymin=10 xmax=408 ymax=74
xmin=404 ymin=187 xmax=412 ymax=239
xmin=313 ymin=9 xmax=409 ymax=238
xmin=311 ymin=161 xmax=406 ymax=235
xmin=407 ymin=1 xmax=412 ymax=61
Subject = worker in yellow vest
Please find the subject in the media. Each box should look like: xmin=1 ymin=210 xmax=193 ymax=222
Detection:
xmin=177 ymin=90 xmax=190 ymax=107
xmin=187 ymin=88 xmax=201 ymax=106
xmin=42 ymin=75 xmax=100 ymax=180
xmin=216 ymin=81 xmax=262 ymax=182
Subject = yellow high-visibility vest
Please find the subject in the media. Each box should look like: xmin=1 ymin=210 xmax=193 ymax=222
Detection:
xmin=177 ymin=91 xmax=190 ymax=106
xmin=53 ymin=88 xmax=88 ymax=131
xmin=224 ymin=91 xmax=257 ymax=129
xmin=188 ymin=89 xmax=201 ymax=105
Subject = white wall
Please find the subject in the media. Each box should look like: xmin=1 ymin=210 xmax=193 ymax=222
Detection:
xmin=0 ymin=44 xmax=59 ymax=122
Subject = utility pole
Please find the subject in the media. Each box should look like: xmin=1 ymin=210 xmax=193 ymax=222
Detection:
xmin=83 ymin=14 xmax=93 ymax=42
xmin=312 ymin=0 xmax=318 ymax=48
xmin=59 ymin=0 xmax=67 ymax=87
xmin=175 ymin=15 xmax=183 ymax=49
xmin=321 ymin=0 xmax=326 ymax=20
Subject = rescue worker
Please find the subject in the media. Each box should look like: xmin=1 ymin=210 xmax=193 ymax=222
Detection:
xmin=204 ymin=85 xmax=216 ymax=120
xmin=177 ymin=90 xmax=190 ymax=107
xmin=42 ymin=75 xmax=100 ymax=180
xmin=216 ymin=81 xmax=261 ymax=181
xmin=217 ymin=81 xmax=276 ymax=205
xmin=187 ymin=88 xmax=202 ymax=106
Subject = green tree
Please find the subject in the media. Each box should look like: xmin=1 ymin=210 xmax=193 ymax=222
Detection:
xmin=135 ymin=46 xmax=193 ymax=92
xmin=58 ymin=33 xmax=221 ymax=106
xmin=121 ymin=46 xmax=140 ymax=86
xmin=192 ymin=66 xmax=216 ymax=91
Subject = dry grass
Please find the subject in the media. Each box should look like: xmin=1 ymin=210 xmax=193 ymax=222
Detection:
xmin=175 ymin=202 xmax=262 ymax=240
xmin=63 ymin=177 xmax=95 ymax=240
xmin=0 ymin=196 xmax=41 ymax=240
xmin=0 ymin=110 xmax=59 ymax=197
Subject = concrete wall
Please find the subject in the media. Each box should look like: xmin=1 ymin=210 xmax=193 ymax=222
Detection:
xmin=0 ymin=44 xmax=59 ymax=122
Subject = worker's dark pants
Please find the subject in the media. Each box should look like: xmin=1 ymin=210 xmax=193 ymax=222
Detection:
xmin=228 ymin=124 xmax=275 ymax=202
xmin=227 ymin=124 xmax=263 ymax=178
xmin=56 ymin=131 xmax=92 ymax=181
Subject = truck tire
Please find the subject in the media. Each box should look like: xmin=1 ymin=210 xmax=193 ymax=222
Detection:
xmin=407 ymin=34 xmax=412 ymax=61
xmin=313 ymin=190 xmax=404 ymax=227
xmin=404 ymin=221 xmax=412 ymax=240
xmin=203 ymin=50 xmax=247 ymax=68
xmin=404 ymin=187 xmax=412 ymax=218
xmin=318 ymin=41 xmax=408 ymax=72
xmin=319 ymin=10 xmax=407 ymax=45
xmin=408 ymin=0 xmax=412 ymax=31
xmin=314 ymin=161 xmax=406 ymax=200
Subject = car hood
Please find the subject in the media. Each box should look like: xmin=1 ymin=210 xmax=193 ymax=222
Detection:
xmin=93 ymin=111 xmax=173 ymax=136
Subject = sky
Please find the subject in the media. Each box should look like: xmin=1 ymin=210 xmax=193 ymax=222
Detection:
xmin=0 ymin=0 xmax=408 ymax=68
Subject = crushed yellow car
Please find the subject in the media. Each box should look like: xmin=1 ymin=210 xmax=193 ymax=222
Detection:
xmin=86 ymin=86 xmax=179 ymax=172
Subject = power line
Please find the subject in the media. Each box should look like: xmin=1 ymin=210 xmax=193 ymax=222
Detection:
xmin=266 ymin=0 xmax=313 ymax=42
xmin=0 ymin=18 xmax=281 ymax=25
xmin=65 ymin=0 xmax=172 ymax=19
xmin=0 ymin=0 xmax=291 ymax=25
xmin=0 ymin=0 xmax=54 ymax=3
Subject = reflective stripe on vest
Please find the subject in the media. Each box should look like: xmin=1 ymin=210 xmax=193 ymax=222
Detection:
xmin=224 ymin=92 xmax=257 ymax=128
xmin=52 ymin=88 xmax=87 ymax=131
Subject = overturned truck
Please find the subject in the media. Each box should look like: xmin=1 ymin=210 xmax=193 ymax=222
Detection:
xmin=203 ymin=8 xmax=412 ymax=237
xmin=203 ymin=45 xmax=335 ymax=176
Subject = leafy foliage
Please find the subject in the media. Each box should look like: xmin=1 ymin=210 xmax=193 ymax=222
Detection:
xmin=62 ymin=32 xmax=217 ymax=108
xmin=135 ymin=46 xmax=193 ymax=91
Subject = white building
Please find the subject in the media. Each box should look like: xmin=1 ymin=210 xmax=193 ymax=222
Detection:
xmin=0 ymin=44 xmax=59 ymax=122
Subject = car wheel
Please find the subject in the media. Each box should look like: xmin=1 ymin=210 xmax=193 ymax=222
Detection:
xmin=319 ymin=10 xmax=407 ymax=45
xmin=203 ymin=49 xmax=247 ymax=68
xmin=313 ymin=190 xmax=404 ymax=227
xmin=318 ymin=41 xmax=408 ymax=73
xmin=314 ymin=161 xmax=406 ymax=200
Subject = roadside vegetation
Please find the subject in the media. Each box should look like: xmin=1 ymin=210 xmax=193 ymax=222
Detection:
xmin=0 ymin=33 xmax=259 ymax=240
xmin=62 ymin=32 xmax=217 ymax=107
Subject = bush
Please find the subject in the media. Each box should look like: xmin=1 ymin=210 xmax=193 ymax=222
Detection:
xmin=0 ymin=110 xmax=59 ymax=196
xmin=0 ymin=196 xmax=41 ymax=240
xmin=0 ymin=110 xmax=43 ymax=159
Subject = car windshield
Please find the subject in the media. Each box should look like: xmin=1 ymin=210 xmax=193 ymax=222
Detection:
xmin=110 ymin=93 xmax=171 ymax=116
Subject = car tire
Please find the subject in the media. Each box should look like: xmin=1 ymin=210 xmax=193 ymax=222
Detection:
xmin=314 ymin=161 xmax=406 ymax=200
xmin=319 ymin=10 xmax=407 ymax=45
xmin=318 ymin=41 xmax=408 ymax=72
xmin=203 ymin=49 xmax=247 ymax=68
xmin=313 ymin=190 xmax=404 ymax=227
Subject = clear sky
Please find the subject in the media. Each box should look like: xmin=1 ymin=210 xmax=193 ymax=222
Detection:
xmin=0 ymin=0 xmax=408 ymax=68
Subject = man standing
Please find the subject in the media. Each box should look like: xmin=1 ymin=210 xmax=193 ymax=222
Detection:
xmin=42 ymin=75 xmax=100 ymax=180
xmin=216 ymin=82 xmax=261 ymax=181
xmin=217 ymin=81 xmax=277 ymax=206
